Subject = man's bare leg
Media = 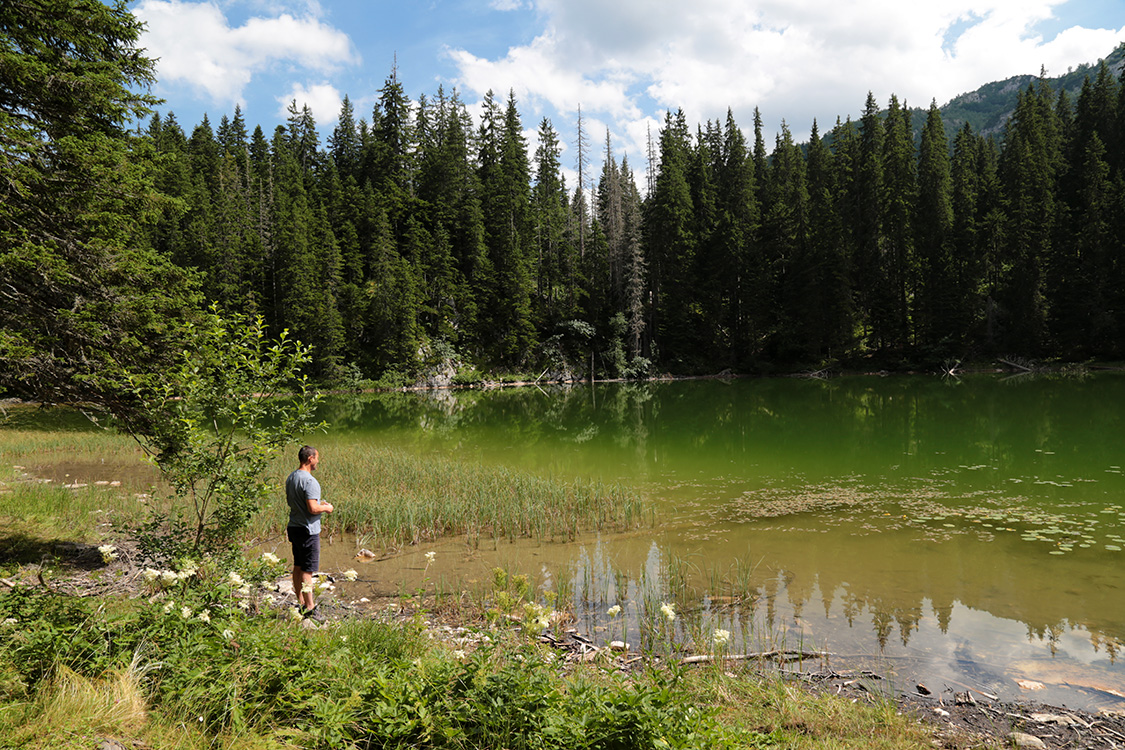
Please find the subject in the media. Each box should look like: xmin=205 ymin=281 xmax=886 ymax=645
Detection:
xmin=292 ymin=566 xmax=314 ymax=611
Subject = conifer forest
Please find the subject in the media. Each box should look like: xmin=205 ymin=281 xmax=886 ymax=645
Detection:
xmin=5 ymin=0 xmax=1125 ymax=388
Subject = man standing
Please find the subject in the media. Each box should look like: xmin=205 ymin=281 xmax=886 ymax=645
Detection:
xmin=286 ymin=445 xmax=333 ymax=620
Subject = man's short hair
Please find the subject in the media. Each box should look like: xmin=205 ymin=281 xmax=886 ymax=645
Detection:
xmin=298 ymin=445 xmax=317 ymax=465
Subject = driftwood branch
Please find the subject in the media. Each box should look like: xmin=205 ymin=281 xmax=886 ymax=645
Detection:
xmin=998 ymin=358 xmax=1033 ymax=372
xmin=680 ymin=649 xmax=830 ymax=665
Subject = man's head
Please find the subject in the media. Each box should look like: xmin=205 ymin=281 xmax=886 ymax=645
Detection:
xmin=298 ymin=445 xmax=319 ymax=470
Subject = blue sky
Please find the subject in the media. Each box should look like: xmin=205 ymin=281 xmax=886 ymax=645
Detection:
xmin=130 ymin=0 xmax=1125 ymax=190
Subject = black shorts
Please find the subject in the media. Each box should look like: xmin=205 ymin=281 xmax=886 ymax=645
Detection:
xmin=287 ymin=526 xmax=320 ymax=573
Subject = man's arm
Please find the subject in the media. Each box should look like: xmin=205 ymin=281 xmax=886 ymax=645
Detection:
xmin=306 ymin=496 xmax=334 ymax=514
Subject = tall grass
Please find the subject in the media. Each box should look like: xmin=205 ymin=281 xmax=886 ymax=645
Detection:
xmin=254 ymin=440 xmax=651 ymax=546
xmin=0 ymin=479 xmax=158 ymax=549
xmin=0 ymin=422 xmax=147 ymax=465
xmin=2 ymin=417 xmax=650 ymax=548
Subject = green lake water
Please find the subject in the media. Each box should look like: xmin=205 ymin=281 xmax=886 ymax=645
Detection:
xmin=316 ymin=372 xmax=1125 ymax=710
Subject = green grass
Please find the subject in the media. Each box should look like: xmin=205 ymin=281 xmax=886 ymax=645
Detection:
xmin=1 ymin=421 xmax=649 ymax=549
xmin=0 ymin=574 xmax=946 ymax=750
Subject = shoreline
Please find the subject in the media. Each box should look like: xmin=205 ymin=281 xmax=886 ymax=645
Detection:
xmin=5 ymin=533 xmax=1125 ymax=749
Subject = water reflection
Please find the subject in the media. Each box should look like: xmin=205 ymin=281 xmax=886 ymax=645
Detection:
xmin=316 ymin=374 xmax=1125 ymax=708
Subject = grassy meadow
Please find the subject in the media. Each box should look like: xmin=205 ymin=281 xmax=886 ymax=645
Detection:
xmin=0 ymin=413 xmax=955 ymax=749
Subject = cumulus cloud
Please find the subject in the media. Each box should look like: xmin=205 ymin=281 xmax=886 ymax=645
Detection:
xmin=276 ymin=82 xmax=344 ymax=125
xmin=448 ymin=0 xmax=1125 ymax=143
xmin=134 ymin=0 xmax=357 ymax=106
xmin=448 ymin=32 xmax=641 ymax=121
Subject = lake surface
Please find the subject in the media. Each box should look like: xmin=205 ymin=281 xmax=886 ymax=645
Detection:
xmin=315 ymin=372 xmax=1125 ymax=710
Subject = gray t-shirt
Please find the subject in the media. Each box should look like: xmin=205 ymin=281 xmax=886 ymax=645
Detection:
xmin=286 ymin=468 xmax=323 ymax=535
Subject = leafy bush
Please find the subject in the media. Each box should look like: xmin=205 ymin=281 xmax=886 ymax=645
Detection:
xmin=123 ymin=306 xmax=325 ymax=555
xmin=0 ymin=587 xmax=135 ymax=691
xmin=452 ymin=368 xmax=484 ymax=386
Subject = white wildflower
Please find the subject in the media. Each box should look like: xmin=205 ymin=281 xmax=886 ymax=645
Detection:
xmin=97 ymin=544 xmax=117 ymax=563
xmin=289 ymin=608 xmax=303 ymax=622
xmin=2 ymin=618 xmax=17 ymax=626
xmin=343 ymin=569 xmax=358 ymax=581
xmin=264 ymin=594 xmax=276 ymax=604
xmin=453 ymin=649 xmax=467 ymax=660
xmin=712 ymin=628 xmax=731 ymax=647
xmin=160 ymin=570 xmax=179 ymax=585
xmin=178 ymin=560 xmax=197 ymax=577
xmin=197 ymin=609 xmax=211 ymax=624
xmin=261 ymin=552 xmax=280 ymax=564
xmin=424 ymin=551 xmax=436 ymax=563
xmin=660 ymin=602 xmax=676 ymax=623
xmin=237 ymin=584 xmax=251 ymax=596
xmin=142 ymin=568 xmax=160 ymax=583
xmin=607 ymin=605 xmax=622 ymax=618
xmin=222 ymin=629 xmax=234 ymax=640
xmin=180 ymin=606 xmax=193 ymax=619
xmin=237 ymin=599 xmax=250 ymax=610
xmin=301 ymin=582 xmax=313 ymax=594
xmin=163 ymin=600 xmax=175 ymax=614
xmin=227 ymin=571 xmax=244 ymax=586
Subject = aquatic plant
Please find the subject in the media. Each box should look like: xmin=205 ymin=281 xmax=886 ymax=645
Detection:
xmin=253 ymin=440 xmax=649 ymax=547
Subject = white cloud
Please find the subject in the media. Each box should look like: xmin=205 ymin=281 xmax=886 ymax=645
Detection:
xmin=134 ymin=0 xmax=357 ymax=106
xmin=447 ymin=0 xmax=1125 ymax=145
xmin=276 ymin=82 xmax=343 ymax=126
xmin=446 ymin=32 xmax=641 ymax=122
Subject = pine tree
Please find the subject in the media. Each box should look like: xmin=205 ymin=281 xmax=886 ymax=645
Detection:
xmin=329 ymin=95 xmax=361 ymax=180
xmin=852 ymin=93 xmax=886 ymax=350
xmin=762 ymin=121 xmax=809 ymax=360
xmin=477 ymin=91 xmax=535 ymax=364
xmin=532 ymin=118 xmax=577 ymax=327
xmin=620 ymin=157 xmax=648 ymax=362
xmin=645 ymin=109 xmax=696 ymax=369
xmin=999 ymin=76 xmax=1061 ymax=353
xmin=0 ymin=0 xmax=198 ymax=409
xmin=879 ymin=95 xmax=915 ymax=351
xmin=805 ymin=119 xmax=852 ymax=359
xmin=710 ymin=109 xmax=759 ymax=366
xmin=915 ymin=101 xmax=954 ymax=353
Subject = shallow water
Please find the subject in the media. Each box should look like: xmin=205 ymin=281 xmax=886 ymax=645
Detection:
xmin=308 ymin=373 xmax=1125 ymax=710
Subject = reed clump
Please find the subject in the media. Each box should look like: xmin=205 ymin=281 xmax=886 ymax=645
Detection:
xmin=256 ymin=441 xmax=649 ymax=546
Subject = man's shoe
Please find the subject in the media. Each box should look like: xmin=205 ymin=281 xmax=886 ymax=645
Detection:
xmin=303 ymin=606 xmax=325 ymax=622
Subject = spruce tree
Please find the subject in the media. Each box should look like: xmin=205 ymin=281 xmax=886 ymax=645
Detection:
xmin=645 ymin=109 xmax=696 ymax=370
xmin=915 ymin=101 xmax=954 ymax=353
xmin=0 ymin=0 xmax=198 ymax=410
xmin=879 ymin=95 xmax=915 ymax=351
xmin=999 ymin=77 xmax=1061 ymax=353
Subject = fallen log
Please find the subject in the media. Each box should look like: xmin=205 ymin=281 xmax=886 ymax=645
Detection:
xmin=680 ymin=649 xmax=831 ymax=665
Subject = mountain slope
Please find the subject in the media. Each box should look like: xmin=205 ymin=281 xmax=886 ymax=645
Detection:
xmin=937 ymin=42 xmax=1125 ymax=137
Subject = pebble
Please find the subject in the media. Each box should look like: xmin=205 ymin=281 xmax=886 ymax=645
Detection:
xmin=1008 ymin=731 xmax=1046 ymax=750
